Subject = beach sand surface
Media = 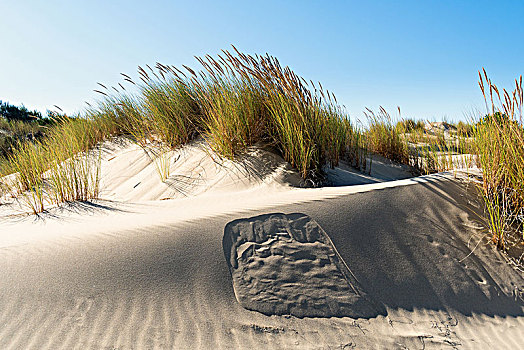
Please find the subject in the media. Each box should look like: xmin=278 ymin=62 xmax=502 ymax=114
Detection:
xmin=0 ymin=141 xmax=522 ymax=349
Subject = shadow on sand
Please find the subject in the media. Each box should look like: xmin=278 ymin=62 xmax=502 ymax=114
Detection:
xmin=303 ymin=175 xmax=524 ymax=318
xmin=219 ymin=174 xmax=523 ymax=319
xmin=0 ymin=199 xmax=132 ymax=224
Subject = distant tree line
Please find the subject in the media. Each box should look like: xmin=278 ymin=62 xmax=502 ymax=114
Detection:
xmin=0 ymin=100 xmax=67 ymax=126
xmin=0 ymin=100 xmax=44 ymax=121
xmin=0 ymin=100 xmax=59 ymax=161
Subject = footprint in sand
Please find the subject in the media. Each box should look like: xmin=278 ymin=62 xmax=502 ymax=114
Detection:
xmin=223 ymin=213 xmax=383 ymax=318
xmin=68 ymin=296 xmax=95 ymax=328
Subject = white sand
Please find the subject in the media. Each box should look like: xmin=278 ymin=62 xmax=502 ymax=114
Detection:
xmin=0 ymin=141 xmax=522 ymax=349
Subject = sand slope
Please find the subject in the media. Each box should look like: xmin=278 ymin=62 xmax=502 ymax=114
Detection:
xmin=97 ymin=139 xmax=304 ymax=202
xmin=0 ymin=143 xmax=522 ymax=349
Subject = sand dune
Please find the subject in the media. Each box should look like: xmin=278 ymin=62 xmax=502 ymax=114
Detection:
xmin=0 ymin=143 xmax=522 ymax=349
xmin=97 ymin=139 xmax=305 ymax=202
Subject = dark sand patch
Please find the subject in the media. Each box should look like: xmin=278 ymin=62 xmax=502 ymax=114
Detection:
xmin=223 ymin=213 xmax=381 ymax=318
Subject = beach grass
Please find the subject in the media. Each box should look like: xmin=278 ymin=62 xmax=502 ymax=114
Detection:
xmin=1 ymin=115 xmax=108 ymax=213
xmin=363 ymin=107 xmax=474 ymax=175
xmin=0 ymin=48 xmax=470 ymax=212
xmin=1 ymin=47 xmax=521 ymax=255
xmin=82 ymin=48 xmax=361 ymax=183
xmin=475 ymin=70 xmax=523 ymax=249
xmin=0 ymin=48 xmax=364 ymax=210
xmin=365 ymin=107 xmax=410 ymax=165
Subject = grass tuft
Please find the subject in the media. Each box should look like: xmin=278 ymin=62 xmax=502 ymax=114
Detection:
xmin=474 ymin=70 xmax=524 ymax=249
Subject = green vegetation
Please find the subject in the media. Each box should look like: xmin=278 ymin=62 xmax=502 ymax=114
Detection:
xmin=0 ymin=48 xmax=473 ymax=213
xmin=366 ymin=107 xmax=410 ymax=165
xmin=0 ymin=119 xmax=42 ymax=160
xmin=475 ymin=70 xmax=523 ymax=249
xmin=1 ymin=48 xmax=367 ymax=211
xmin=455 ymin=121 xmax=474 ymax=137
xmin=395 ymin=118 xmax=425 ymax=133
xmin=1 ymin=49 xmax=522 ymax=255
xmin=364 ymin=107 xmax=474 ymax=175
xmin=87 ymin=48 xmax=366 ymax=182
xmin=0 ymin=100 xmax=42 ymax=122
xmin=1 ymin=115 xmax=112 ymax=213
xmin=0 ymin=103 xmax=61 ymax=163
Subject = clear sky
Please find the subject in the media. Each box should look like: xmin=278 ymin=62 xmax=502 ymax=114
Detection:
xmin=1 ymin=0 xmax=522 ymax=122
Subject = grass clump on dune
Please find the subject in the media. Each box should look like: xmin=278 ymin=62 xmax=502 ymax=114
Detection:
xmin=0 ymin=117 xmax=47 ymax=162
xmin=253 ymin=56 xmax=348 ymax=179
xmin=365 ymin=107 xmax=410 ymax=165
xmin=1 ymin=115 xmax=110 ymax=213
xmin=192 ymin=55 xmax=267 ymax=159
xmin=364 ymin=106 xmax=475 ymax=175
xmin=199 ymin=48 xmax=359 ymax=180
xmin=4 ymin=139 xmax=47 ymax=212
xmin=2 ymin=47 xmax=365 ymax=212
xmin=475 ymin=70 xmax=523 ymax=249
xmin=88 ymin=47 xmax=361 ymax=183
xmin=44 ymin=117 xmax=105 ymax=204
xmin=139 ymin=67 xmax=201 ymax=148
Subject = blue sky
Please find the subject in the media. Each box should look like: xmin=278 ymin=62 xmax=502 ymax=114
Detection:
xmin=1 ymin=0 xmax=522 ymax=122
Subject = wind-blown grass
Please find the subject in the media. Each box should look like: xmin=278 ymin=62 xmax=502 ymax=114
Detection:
xmin=364 ymin=106 xmax=475 ymax=175
xmin=365 ymin=107 xmax=410 ymax=165
xmin=192 ymin=62 xmax=267 ymax=159
xmin=5 ymin=139 xmax=47 ymax=212
xmin=1 ymin=116 xmax=108 ymax=213
xmin=140 ymin=69 xmax=201 ymax=148
xmin=219 ymin=50 xmax=354 ymax=180
xmin=0 ymin=118 xmax=45 ymax=161
xmin=475 ymin=70 xmax=523 ymax=249
xmin=2 ymin=47 xmax=365 ymax=212
xmin=85 ymin=47 xmax=360 ymax=183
